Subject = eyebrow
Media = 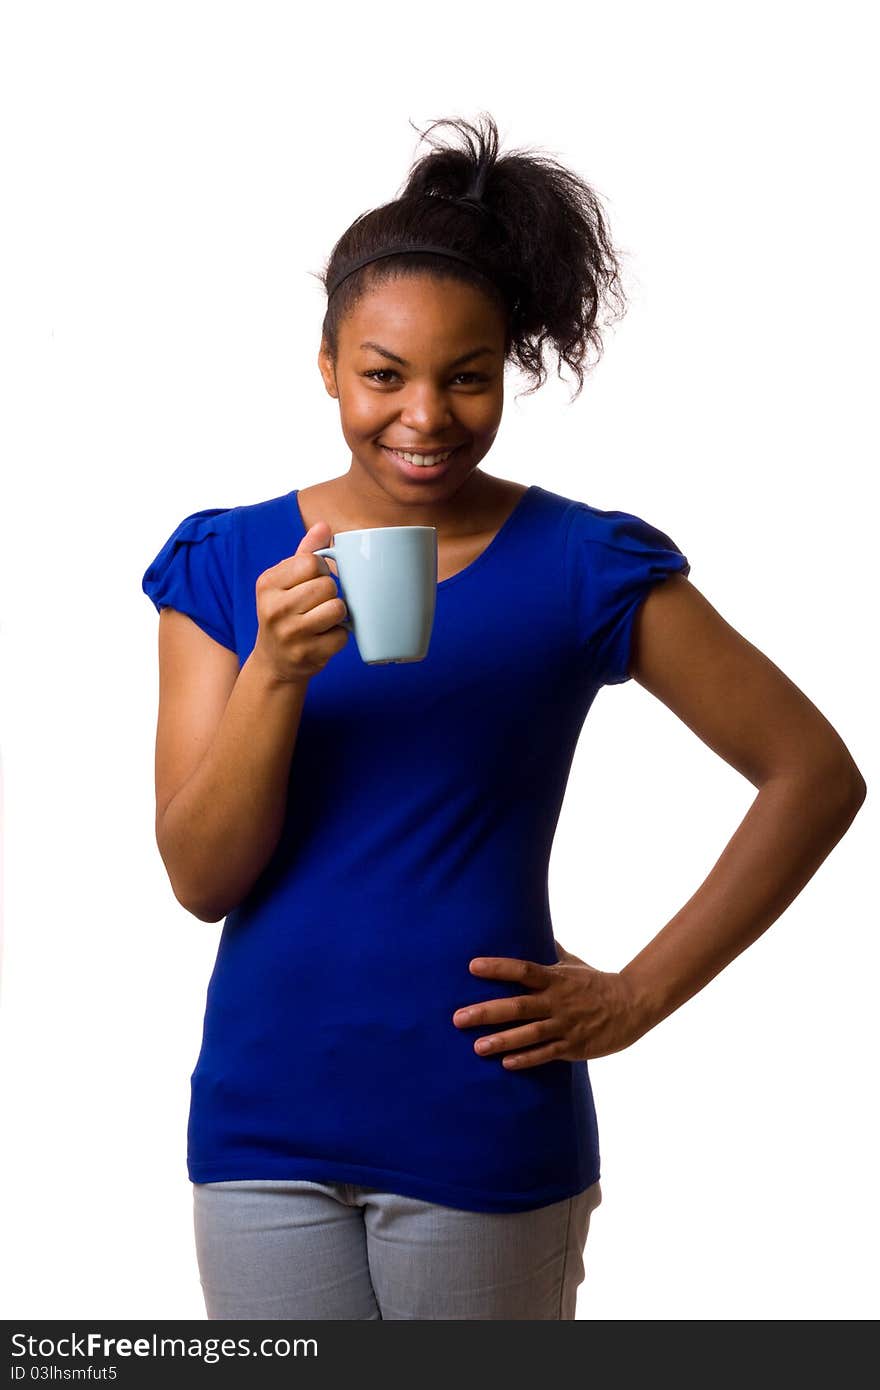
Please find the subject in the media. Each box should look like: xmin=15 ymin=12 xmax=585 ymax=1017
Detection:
xmin=358 ymin=341 xmax=496 ymax=369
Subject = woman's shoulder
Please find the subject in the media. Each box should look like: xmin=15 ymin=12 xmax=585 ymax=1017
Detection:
xmin=535 ymin=485 xmax=688 ymax=555
xmin=163 ymin=487 xmax=299 ymax=550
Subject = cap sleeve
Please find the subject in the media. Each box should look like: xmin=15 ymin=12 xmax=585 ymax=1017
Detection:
xmin=142 ymin=507 xmax=237 ymax=653
xmin=564 ymin=500 xmax=690 ymax=686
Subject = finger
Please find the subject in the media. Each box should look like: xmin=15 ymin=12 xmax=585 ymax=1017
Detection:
xmin=281 ymin=573 xmax=342 ymax=615
xmin=501 ymin=1040 xmax=569 ymax=1070
xmin=258 ymin=547 xmax=335 ymax=595
xmin=468 ymin=957 xmax=551 ymax=988
xmin=453 ymin=993 xmax=550 ymax=1029
xmin=300 ymin=595 xmax=350 ymax=635
xmin=472 ymin=1019 xmax=561 ymax=1057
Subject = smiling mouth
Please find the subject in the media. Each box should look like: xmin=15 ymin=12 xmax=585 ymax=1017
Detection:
xmin=380 ymin=444 xmax=465 ymax=467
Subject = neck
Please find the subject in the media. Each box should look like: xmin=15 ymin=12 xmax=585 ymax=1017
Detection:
xmin=330 ymin=462 xmax=504 ymax=536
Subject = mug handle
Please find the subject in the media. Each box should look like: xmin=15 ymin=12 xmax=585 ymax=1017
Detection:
xmin=313 ymin=546 xmax=354 ymax=632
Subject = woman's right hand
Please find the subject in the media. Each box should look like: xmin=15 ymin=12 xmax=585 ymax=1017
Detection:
xmin=252 ymin=521 xmax=350 ymax=684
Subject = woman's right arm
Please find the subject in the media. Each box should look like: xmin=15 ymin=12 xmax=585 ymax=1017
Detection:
xmin=156 ymin=635 xmax=310 ymax=921
xmin=154 ymin=522 xmax=346 ymax=922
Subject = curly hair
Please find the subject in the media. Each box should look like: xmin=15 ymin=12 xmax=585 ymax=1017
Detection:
xmin=313 ymin=112 xmax=629 ymax=401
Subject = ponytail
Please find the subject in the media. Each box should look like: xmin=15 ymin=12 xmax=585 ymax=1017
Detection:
xmin=314 ymin=112 xmax=628 ymax=401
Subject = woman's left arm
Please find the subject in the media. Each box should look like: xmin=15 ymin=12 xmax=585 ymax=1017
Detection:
xmin=617 ymin=572 xmax=866 ymax=1033
xmin=456 ymin=574 xmax=867 ymax=1065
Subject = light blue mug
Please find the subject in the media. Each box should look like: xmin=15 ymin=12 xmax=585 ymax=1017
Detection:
xmin=314 ymin=525 xmax=438 ymax=665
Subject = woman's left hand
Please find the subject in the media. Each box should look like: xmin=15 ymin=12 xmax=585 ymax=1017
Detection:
xmin=452 ymin=938 xmax=652 ymax=1068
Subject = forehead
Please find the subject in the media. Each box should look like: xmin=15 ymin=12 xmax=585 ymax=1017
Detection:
xmin=339 ymin=274 xmax=505 ymax=355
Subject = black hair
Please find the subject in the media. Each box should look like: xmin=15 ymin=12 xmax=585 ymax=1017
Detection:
xmin=314 ymin=112 xmax=628 ymax=401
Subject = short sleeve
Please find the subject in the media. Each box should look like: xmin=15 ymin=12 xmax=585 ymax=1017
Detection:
xmin=564 ymin=501 xmax=690 ymax=687
xmin=142 ymin=507 xmax=237 ymax=653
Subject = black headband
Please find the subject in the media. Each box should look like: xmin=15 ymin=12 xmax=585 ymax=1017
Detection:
xmin=326 ymin=243 xmax=499 ymax=301
xmin=325 ymin=191 xmax=516 ymax=306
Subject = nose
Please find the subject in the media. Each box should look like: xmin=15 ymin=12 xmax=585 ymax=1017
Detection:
xmin=396 ymin=385 xmax=456 ymax=436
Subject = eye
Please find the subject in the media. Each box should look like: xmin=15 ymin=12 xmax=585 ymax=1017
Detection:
xmin=362 ymin=369 xmax=488 ymax=385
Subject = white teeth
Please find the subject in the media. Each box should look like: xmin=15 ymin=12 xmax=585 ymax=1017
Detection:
xmin=387 ymin=447 xmax=455 ymax=466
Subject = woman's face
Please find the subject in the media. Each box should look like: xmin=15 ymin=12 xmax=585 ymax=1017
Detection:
xmin=318 ymin=272 xmax=508 ymax=510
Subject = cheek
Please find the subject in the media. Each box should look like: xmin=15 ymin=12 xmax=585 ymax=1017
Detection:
xmin=344 ymin=392 xmax=388 ymax=434
xmin=470 ymin=407 xmax=502 ymax=441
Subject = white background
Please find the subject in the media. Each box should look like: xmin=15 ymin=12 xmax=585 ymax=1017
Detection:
xmin=1 ymin=0 xmax=876 ymax=1321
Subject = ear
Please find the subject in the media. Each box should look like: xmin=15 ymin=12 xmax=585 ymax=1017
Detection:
xmin=317 ymin=339 xmax=339 ymax=399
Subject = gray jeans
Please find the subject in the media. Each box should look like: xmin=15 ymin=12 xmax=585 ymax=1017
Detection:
xmin=192 ymin=1177 xmax=603 ymax=1320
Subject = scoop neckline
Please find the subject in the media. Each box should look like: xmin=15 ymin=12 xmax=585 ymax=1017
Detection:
xmin=290 ymin=485 xmax=538 ymax=591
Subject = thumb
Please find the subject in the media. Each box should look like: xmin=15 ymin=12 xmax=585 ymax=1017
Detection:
xmin=554 ymin=938 xmax=579 ymax=965
xmin=295 ymin=520 xmax=333 ymax=557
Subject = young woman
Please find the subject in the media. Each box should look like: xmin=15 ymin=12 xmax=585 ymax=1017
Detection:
xmin=142 ymin=114 xmax=866 ymax=1320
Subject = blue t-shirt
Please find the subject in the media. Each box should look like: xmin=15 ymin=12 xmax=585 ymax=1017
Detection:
xmin=142 ymin=483 xmax=690 ymax=1213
